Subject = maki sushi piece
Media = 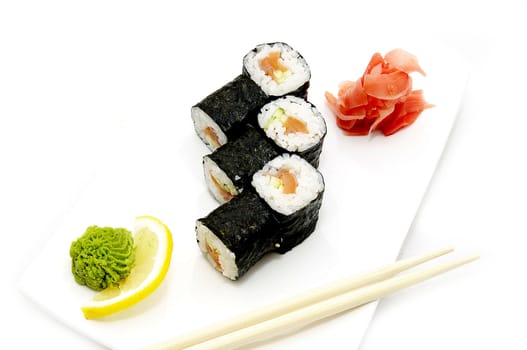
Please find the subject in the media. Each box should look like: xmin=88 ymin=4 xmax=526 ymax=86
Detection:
xmin=196 ymin=190 xmax=279 ymax=280
xmin=257 ymin=95 xmax=327 ymax=168
xmin=252 ymin=154 xmax=324 ymax=254
xmin=196 ymin=154 xmax=325 ymax=280
xmin=203 ymin=124 xmax=279 ymax=203
xmin=191 ymin=74 xmax=268 ymax=151
xmin=243 ymin=42 xmax=311 ymax=99
xmin=192 ymin=42 xmax=311 ymax=151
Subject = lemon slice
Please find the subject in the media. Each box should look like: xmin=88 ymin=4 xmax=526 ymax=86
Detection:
xmin=81 ymin=215 xmax=173 ymax=319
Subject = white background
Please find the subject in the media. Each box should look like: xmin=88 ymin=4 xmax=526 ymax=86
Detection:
xmin=1 ymin=1 xmax=526 ymax=349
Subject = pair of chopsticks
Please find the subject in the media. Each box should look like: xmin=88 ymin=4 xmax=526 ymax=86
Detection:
xmin=147 ymin=247 xmax=478 ymax=350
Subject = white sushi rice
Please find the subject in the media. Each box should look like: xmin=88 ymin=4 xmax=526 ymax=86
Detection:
xmin=252 ymin=154 xmax=324 ymax=216
xmin=191 ymin=106 xmax=228 ymax=151
xmin=243 ymin=43 xmax=310 ymax=97
xmin=203 ymin=156 xmax=238 ymax=203
xmin=258 ymin=96 xmax=326 ymax=152
xmin=196 ymin=220 xmax=239 ymax=280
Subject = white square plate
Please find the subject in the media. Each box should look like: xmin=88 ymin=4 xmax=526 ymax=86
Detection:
xmin=19 ymin=39 xmax=468 ymax=350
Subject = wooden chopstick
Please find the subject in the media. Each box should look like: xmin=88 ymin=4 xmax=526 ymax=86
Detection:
xmin=147 ymin=246 xmax=464 ymax=350
xmin=184 ymin=253 xmax=478 ymax=350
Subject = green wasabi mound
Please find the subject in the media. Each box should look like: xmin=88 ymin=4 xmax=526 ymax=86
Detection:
xmin=70 ymin=226 xmax=136 ymax=291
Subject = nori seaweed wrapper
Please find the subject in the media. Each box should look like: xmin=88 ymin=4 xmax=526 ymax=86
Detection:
xmin=196 ymin=190 xmax=279 ymax=279
xmin=242 ymin=42 xmax=311 ymax=100
xmin=197 ymin=169 xmax=325 ymax=279
xmin=270 ymin=190 xmax=325 ymax=254
xmin=263 ymin=137 xmax=324 ymax=169
xmin=193 ymin=74 xmax=268 ymax=140
xmin=293 ymin=139 xmax=325 ymax=168
xmin=205 ymin=124 xmax=279 ymax=195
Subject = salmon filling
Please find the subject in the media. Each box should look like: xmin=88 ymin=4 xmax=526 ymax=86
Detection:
xmin=206 ymin=241 xmax=222 ymax=271
xmin=284 ymin=115 xmax=308 ymax=134
xmin=204 ymin=127 xmax=221 ymax=148
xmin=264 ymin=107 xmax=309 ymax=135
xmin=269 ymin=168 xmax=297 ymax=194
xmin=259 ymin=51 xmax=290 ymax=83
xmin=210 ymin=172 xmax=235 ymax=202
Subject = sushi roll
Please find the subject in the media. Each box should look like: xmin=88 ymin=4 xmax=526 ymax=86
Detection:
xmin=197 ymin=154 xmax=325 ymax=280
xmin=243 ymin=42 xmax=311 ymax=99
xmin=203 ymin=124 xmax=279 ymax=203
xmin=191 ymin=74 xmax=268 ymax=151
xmin=196 ymin=190 xmax=279 ymax=280
xmin=257 ymin=96 xmax=327 ymax=168
xmin=252 ymin=154 xmax=324 ymax=254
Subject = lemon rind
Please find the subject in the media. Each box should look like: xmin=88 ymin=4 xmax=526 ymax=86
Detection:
xmin=81 ymin=216 xmax=173 ymax=319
